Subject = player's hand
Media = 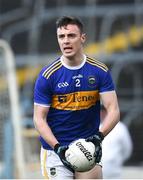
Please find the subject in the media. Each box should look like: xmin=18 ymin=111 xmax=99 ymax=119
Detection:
xmin=86 ymin=131 xmax=104 ymax=163
xmin=54 ymin=143 xmax=74 ymax=172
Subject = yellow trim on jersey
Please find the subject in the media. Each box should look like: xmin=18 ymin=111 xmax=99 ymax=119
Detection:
xmin=87 ymin=56 xmax=108 ymax=70
xmin=43 ymin=149 xmax=49 ymax=179
xmin=46 ymin=64 xmax=62 ymax=79
xmin=43 ymin=60 xmax=62 ymax=79
xmin=87 ymin=57 xmax=108 ymax=72
xmin=51 ymin=90 xmax=99 ymax=111
xmin=43 ymin=59 xmax=60 ymax=76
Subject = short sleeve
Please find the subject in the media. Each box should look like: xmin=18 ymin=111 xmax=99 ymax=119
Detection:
xmin=34 ymin=69 xmax=52 ymax=106
xmin=99 ymin=70 xmax=115 ymax=93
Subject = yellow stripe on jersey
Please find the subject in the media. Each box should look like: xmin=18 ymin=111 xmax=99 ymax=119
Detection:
xmin=87 ymin=56 xmax=108 ymax=70
xmin=51 ymin=90 xmax=99 ymax=111
xmin=43 ymin=59 xmax=61 ymax=76
xmin=43 ymin=60 xmax=62 ymax=79
xmin=46 ymin=63 xmax=62 ymax=79
xmin=87 ymin=57 xmax=108 ymax=72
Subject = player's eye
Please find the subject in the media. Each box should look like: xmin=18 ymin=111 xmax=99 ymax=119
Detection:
xmin=68 ymin=34 xmax=76 ymax=38
xmin=58 ymin=34 xmax=65 ymax=39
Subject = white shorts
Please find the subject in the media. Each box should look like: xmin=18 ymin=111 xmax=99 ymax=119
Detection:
xmin=40 ymin=147 xmax=74 ymax=179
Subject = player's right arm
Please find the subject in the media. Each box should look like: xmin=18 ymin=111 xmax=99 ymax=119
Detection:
xmin=33 ymin=104 xmax=59 ymax=149
xmin=34 ymin=103 xmax=74 ymax=171
xmin=33 ymin=66 xmax=59 ymax=149
xmin=33 ymin=67 xmax=74 ymax=171
xmin=34 ymin=94 xmax=74 ymax=172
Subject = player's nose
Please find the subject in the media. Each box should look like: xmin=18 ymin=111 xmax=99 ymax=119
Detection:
xmin=63 ymin=36 xmax=70 ymax=44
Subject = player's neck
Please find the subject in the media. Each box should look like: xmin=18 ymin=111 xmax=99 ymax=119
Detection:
xmin=62 ymin=53 xmax=85 ymax=67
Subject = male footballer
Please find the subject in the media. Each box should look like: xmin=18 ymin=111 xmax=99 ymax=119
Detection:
xmin=33 ymin=16 xmax=120 ymax=179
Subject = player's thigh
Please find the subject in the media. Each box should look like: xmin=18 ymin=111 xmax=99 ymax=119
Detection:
xmin=75 ymin=164 xmax=102 ymax=179
xmin=40 ymin=147 xmax=74 ymax=179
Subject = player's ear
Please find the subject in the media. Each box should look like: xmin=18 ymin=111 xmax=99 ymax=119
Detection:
xmin=81 ymin=33 xmax=86 ymax=44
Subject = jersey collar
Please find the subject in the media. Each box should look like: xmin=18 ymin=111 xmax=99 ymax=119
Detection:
xmin=60 ymin=54 xmax=86 ymax=70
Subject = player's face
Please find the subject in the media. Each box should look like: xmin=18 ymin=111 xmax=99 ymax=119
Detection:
xmin=57 ymin=24 xmax=85 ymax=58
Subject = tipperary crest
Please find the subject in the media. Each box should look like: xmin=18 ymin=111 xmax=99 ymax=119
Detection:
xmin=50 ymin=167 xmax=57 ymax=177
xmin=88 ymin=76 xmax=96 ymax=87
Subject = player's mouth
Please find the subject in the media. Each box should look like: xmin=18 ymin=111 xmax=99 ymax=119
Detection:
xmin=63 ymin=47 xmax=73 ymax=53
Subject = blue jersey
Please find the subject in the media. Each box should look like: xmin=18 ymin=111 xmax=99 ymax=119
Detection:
xmin=34 ymin=55 xmax=115 ymax=150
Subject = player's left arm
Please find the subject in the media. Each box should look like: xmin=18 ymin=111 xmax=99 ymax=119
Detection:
xmin=99 ymin=90 xmax=120 ymax=137
xmin=86 ymin=90 xmax=120 ymax=163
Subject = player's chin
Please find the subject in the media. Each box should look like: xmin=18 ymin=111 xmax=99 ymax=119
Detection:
xmin=63 ymin=51 xmax=75 ymax=58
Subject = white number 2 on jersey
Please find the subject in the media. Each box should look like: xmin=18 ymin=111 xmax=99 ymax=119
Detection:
xmin=75 ymin=79 xmax=81 ymax=87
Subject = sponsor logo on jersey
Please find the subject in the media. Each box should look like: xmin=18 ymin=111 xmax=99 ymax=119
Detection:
xmin=58 ymin=95 xmax=67 ymax=102
xmin=58 ymin=82 xmax=69 ymax=88
xmin=52 ymin=90 xmax=99 ymax=111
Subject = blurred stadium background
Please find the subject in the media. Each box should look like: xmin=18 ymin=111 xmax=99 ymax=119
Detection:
xmin=0 ymin=0 xmax=143 ymax=179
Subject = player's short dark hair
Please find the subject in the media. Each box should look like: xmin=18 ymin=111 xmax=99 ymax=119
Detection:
xmin=56 ymin=16 xmax=84 ymax=34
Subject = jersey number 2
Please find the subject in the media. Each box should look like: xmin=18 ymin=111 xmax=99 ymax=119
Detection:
xmin=75 ymin=79 xmax=81 ymax=87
